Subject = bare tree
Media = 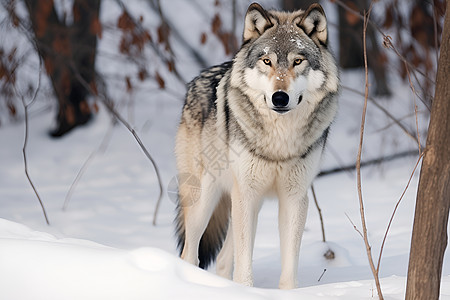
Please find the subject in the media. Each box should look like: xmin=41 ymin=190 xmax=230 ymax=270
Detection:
xmin=337 ymin=0 xmax=390 ymax=96
xmin=282 ymin=0 xmax=316 ymax=10
xmin=405 ymin=1 xmax=450 ymax=298
xmin=24 ymin=0 xmax=101 ymax=137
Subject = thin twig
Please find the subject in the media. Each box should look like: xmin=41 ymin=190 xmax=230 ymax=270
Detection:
xmin=311 ymin=183 xmax=326 ymax=243
xmin=18 ymin=60 xmax=50 ymax=225
xmin=70 ymin=64 xmax=164 ymax=226
xmin=357 ymin=6 xmax=384 ymax=299
xmin=318 ymin=149 xmax=418 ymax=177
xmin=114 ymin=0 xmax=186 ymax=84
xmin=325 ymin=145 xmax=354 ymax=178
xmin=333 ymin=0 xmax=435 ymax=86
xmin=376 ymin=152 xmax=424 ymax=274
xmin=318 ymin=269 xmax=327 ymax=282
xmin=405 ymin=64 xmax=422 ymax=155
xmin=146 ymin=0 xmax=208 ymax=69
xmin=342 ymin=85 xmax=422 ymax=147
xmin=63 ymin=120 xmax=115 ymax=211
xmin=373 ymin=111 xmax=424 ymax=134
xmin=382 ymin=36 xmax=436 ymax=88
xmin=345 ymin=212 xmax=363 ymax=239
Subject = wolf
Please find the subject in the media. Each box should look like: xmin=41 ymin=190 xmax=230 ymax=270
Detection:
xmin=174 ymin=2 xmax=339 ymax=289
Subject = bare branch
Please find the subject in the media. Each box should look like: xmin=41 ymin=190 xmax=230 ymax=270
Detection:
xmin=114 ymin=0 xmax=187 ymax=84
xmin=312 ymin=184 xmax=336 ymax=260
xmin=311 ymin=183 xmax=326 ymax=243
xmin=145 ymin=0 xmax=208 ymax=69
xmin=342 ymin=85 xmax=424 ymax=147
xmin=376 ymin=152 xmax=424 ymax=274
xmin=323 ymin=145 xmax=354 ymax=178
xmin=357 ymin=6 xmax=383 ymax=299
xmin=405 ymin=64 xmax=423 ymax=154
xmin=318 ymin=269 xmax=327 ymax=282
xmin=333 ymin=0 xmax=436 ymax=87
xmin=345 ymin=212 xmax=363 ymax=239
xmin=17 ymin=59 xmax=50 ymax=225
xmin=70 ymin=64 xmax=164 ymax=226
xmin=318 ymin=150 xmax=418 ymax=177
xmin=63 ymin=120 xmax=115 ymax=211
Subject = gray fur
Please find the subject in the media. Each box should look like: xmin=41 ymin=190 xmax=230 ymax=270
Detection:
xmin=175 ymin=2 xmax=339 ymax=288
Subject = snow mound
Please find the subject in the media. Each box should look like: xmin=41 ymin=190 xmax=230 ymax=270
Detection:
xmin=2 ymin=218 xmax=449 ymax=300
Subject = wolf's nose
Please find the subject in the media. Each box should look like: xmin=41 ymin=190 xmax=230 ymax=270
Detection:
xmin=272 ymin=91 xmax=289 ymax=107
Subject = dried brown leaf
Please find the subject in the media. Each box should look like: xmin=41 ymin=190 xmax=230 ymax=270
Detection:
xmin=155 ymin=71 xmax=165 ymax=89
xmin=200 ymin=32 xmax=207 ymax=45
xmin=118 ymin=11 xmax=135 ymax=31
xmin=125 ymin=76 xmax=132 ymax=92
xmin=344 ymin=1 xmax=360 ymax=26
xmin=157 ymin=23 xmax=170 ymax=45
xmin=90 ymin=16 xmax=103 ymax=39
xmin=144 ymin=30 xmax=152 ymax=43
xmin=79 ymin=100 xmax=91 ymax=115
xmin=166 ymin=60 xmax=175 ymax=73
xmin=211 ymin=14 xmax=222 ymax=35
xmin=7 ymin=102 xmax=16 ymax=117
xmin=92 ymin=102 xmax=99 ymax=113
xmin=7 ymin=47 xmax=17 ymax=62
xmin=138 ymin=68 xmax=148 ymax=81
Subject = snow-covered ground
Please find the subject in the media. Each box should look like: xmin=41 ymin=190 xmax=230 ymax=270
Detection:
xmin=1 ymin=0 xmax=449 ymax=299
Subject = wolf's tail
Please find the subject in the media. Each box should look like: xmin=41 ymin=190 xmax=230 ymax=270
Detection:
xmin=175 ymin=193 xmax=231 ymax=269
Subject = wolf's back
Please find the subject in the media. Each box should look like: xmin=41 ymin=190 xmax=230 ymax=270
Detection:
xmin=180 ymin=62 xmax=232 ymax=126
xmin=175 ymin=61 xmax=233 ymax=269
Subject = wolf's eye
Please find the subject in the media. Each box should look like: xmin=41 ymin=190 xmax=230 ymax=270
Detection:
xmin=293 ymin=58 xmax=303 ymax=66
xmin=263 ymin=58 xmax=272 ymax=66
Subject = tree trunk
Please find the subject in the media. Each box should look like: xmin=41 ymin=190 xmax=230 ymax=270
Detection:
xmin=405 ymin=1 xmax=450 ymax=299
xmin=282 ymin=0 xmax=316 ymax=11
xmin=338 ymin=0 xmax=390 ymax=96
xmin=338 ymin=0 xmax=365 ymax=68
xmin=24 ymin=0 xmax=100 ymax=137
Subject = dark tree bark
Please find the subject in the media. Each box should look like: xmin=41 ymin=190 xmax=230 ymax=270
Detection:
xmin=24 ymin=0 xmax=100 ymax=137
xmin=405 ymin=1 xmax=450 ymax=299
xmin=338 ymin=0 xmax=391 ymax=96
xmin=338 ymin=0 xmax=364 ymax=68
xmin=282 ymin=0 xmax=316 ymax=11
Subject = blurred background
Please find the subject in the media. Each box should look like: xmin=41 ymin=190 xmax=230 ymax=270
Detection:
xmin=0 ymin=0 xmax=444 ymax=136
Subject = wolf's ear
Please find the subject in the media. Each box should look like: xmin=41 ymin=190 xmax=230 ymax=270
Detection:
xmin=243 ymin=3 xmax=273 ymax=43
xmin=298 ymin=3 xmax=328 ymax=46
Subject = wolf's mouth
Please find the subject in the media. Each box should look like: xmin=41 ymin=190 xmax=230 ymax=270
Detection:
xmin=273 ymin=108 xmax=290 ymax=114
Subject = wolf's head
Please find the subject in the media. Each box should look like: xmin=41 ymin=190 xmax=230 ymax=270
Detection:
xmin=236 ymin=3 xmax=333 ymax=114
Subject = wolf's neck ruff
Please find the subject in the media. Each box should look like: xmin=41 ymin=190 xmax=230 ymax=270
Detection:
xmin=221 ymin=76 xmax=335 ymax=162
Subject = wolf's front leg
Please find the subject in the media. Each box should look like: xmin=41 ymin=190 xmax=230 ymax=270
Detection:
xmin=216 ymin=222 xmax=234 ymax=279
xmin=278 ymin=192 xmax=308 ymax=289
xmin=230 ymin=184 xmax=261 ymax=286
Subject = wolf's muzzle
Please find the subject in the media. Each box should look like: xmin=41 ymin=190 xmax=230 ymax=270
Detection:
xmin=272 ymin=91 xmax=290 ymax=113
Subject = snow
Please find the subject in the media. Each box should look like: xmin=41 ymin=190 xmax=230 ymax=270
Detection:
xmin=1 ymin=0 xmax=449 ymax=299
xmin=2 ymin=218 xmax=448 ymax=300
